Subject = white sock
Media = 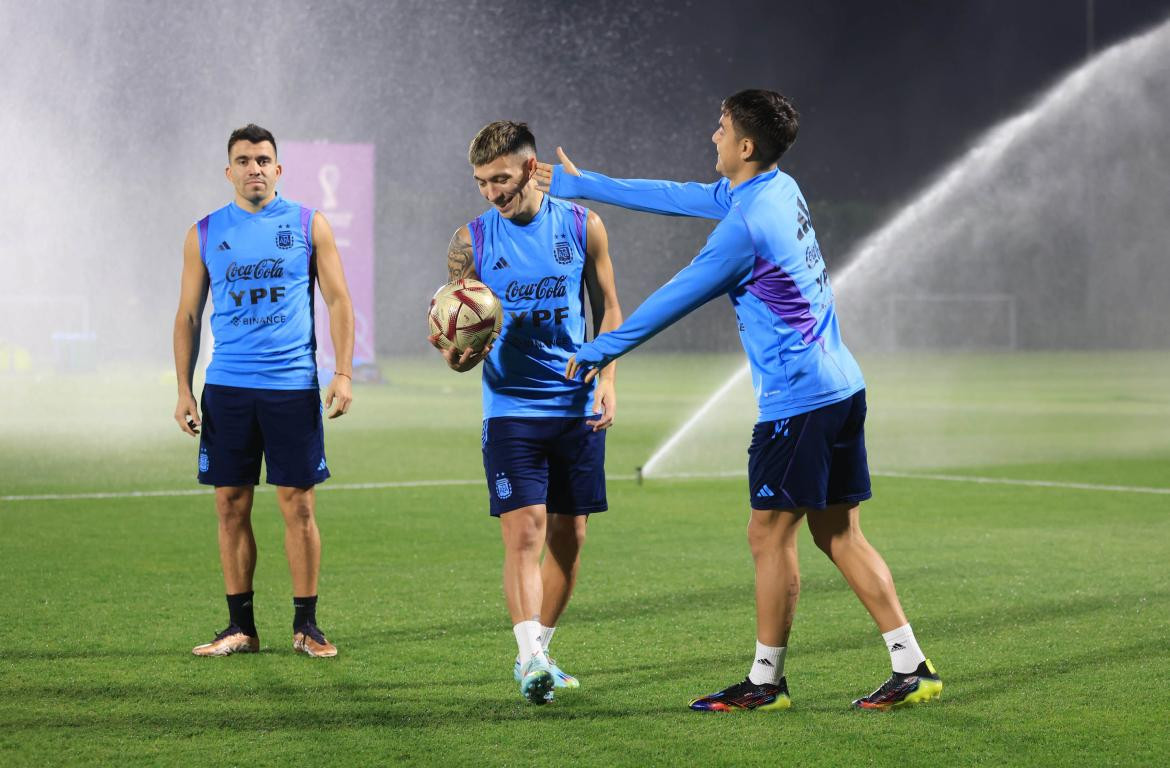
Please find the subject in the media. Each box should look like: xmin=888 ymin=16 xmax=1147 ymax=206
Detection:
xmin=748 ymin=641 xmax=786 ymax=686
xmin=882 ymin=623 xmax=926 ymax=674
xmin=513 ymin=620 xmax=546 ymax=665
xmin=539 ymin=624 xmax=556 ymax=653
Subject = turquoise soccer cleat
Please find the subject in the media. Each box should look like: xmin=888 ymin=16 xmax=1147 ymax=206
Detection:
xmin=518 ymin=656 xmax=555 ymax=705
xmin=514 ymin=657 xmax=579 ymax=689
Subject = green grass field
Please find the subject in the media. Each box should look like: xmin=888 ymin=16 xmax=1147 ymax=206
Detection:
xmin=2 ymin=353 xmax=1168 ymax=766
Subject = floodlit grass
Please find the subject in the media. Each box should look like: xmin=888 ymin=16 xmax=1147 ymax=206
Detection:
xmin=1 ymin=353 xmax=1168 ymax=766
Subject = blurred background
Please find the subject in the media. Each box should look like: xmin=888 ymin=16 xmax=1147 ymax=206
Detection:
xmin=2 ymin=0 xmax=1169 ymax=481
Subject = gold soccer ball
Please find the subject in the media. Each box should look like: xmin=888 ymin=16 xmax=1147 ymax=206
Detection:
xmin=428 ymin=278 xmax=503 ymax=354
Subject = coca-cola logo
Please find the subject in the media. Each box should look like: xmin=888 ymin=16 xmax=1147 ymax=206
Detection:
xmin=226 ymin=258 xmax=285 ymax=282
xmin=504 ymin=275 xmax=568 ymax=302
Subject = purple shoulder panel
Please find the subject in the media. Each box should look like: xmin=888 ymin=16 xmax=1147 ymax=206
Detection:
xmin=299 ymin=206 xmax=314 ymax=247
xmin=197 ymin=216 xmax=210 ymax=263
xmin=570 ymin=203 xmax=587 ymax=252
xmin=745 ymin=256 xmax=819 ymax=344
xmin=468 ymin=216 xmax=486 ymax=277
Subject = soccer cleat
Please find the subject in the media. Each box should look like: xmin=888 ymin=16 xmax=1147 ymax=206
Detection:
xmin=852 ymin=659 xmax=943 ymax=711
xmin=513 ymin=657 xmax=580 ymax=689
xmin=689 ymin=677 xmax=792 ymax=712
xmin=518 ymin=656 xmax=555 ymax=705
xmin=293 ymin=622 xmax=338 ymax=658
xmin=192 ymin=624 xmax=259 ymax=657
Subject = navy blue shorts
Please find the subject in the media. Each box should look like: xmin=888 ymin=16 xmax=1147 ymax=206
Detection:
xmin=747 ymin=389 xmax=872 ymax=510
xmin=481 ymin=417 xmax=607 ymax=517
xmin=197 ymin=384 xmax=330 ymax=488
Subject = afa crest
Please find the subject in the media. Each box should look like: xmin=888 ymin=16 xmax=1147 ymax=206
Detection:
xmin=275 ymin=225 xmax=294 ymax=250
xmin=199 ymin=450 xmax=209 ymax=473
xmin=495 ymin=473 xmax=512 ymax=500
xmin=553 ymin=241 xmax=573 ymax=265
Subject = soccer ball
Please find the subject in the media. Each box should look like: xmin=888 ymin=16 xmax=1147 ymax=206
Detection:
xmin=428 ymin=279 xmax=503 ymax=354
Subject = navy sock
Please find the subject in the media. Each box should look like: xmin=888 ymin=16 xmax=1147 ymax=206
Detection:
xmin=226 ymin=591 xmax=257 ymax=637
xmin=293 ymin=595 xmax=318 ymax=629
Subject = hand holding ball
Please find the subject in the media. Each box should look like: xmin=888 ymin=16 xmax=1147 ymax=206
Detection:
xmin=428 ymin=279 xmax=503 ymax=364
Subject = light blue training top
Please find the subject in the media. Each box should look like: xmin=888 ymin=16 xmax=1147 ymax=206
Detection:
xmin=468 ymin=193 xmax=597 ymax=418
xmin=198 ymin=194 xmax=319 ymax=390
xmin=550 ymin=166 xmax=864 ymax=422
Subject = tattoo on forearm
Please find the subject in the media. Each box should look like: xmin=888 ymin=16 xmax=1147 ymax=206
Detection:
xmin=447 ymin=231 xmax=474 ymax=281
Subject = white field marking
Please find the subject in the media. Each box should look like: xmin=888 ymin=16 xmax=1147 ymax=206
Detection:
xmin=0 ymin=478 xmax=484 ymax=503
xmin=870 ymin=470 xmax=1170 ymax=496
xmin=645 ymin=469 xmax=1170 ymax=496
xmin=2 ymin=470 xmax=1168 ymax=504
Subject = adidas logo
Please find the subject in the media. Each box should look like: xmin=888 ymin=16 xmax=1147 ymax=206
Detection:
xmin=217 ymin=241 xmax=231 ymax=251
xmin=756 ymin=658 xmax=774 ymax=667
xmin=756 ymin=484 xmax=775 ymax=498
xmin=317 ymin=458 xmax=327 ymax=472
xmin=889 ymin=642 xmax=906 ymax=652
xmin=491 ymin=256 xmax=509 ymax=270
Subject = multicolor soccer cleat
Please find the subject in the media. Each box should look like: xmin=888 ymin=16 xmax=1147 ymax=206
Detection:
xmin=852 ymin=659 xmax=942 ymax=711
xmin=518 ymin=656 xmax=555 ymax=705
xmin=293 ymin=623 xmax=338 ymax=658
xmin=192 ymin=624 xmax=259 ymax=657
xmin=514 ymin=657 xmax=580 ymax=689
xmin=689 ymin=677 xmax=792 ymax=712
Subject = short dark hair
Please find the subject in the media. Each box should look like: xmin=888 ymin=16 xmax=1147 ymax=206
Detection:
xmin=228 ymin=124 xmax=277 ymax=158
xmin=721 ymin=90 xmax=799 ymax=166
xmin=468 ymin=121 xmax=536 ymax=167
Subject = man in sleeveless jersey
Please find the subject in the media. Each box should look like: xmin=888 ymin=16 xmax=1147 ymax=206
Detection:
xmin=536 ymin=91 xmax=942 ymax=712
xmin=432 ymin=121 xmax=622 ymax=704
xmin=173 ymin=124 xmax=355 ymax=659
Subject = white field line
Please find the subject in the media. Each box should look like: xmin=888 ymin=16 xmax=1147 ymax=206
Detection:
xmin=870 ymin=470 xmax=1170 ymax=496
xmin=647 ymin=469 xmax=1170 ymax=496
xmin=2 ymin=470 xmax=1168 ymax=503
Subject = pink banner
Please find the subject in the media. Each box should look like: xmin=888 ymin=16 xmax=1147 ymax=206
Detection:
xmin=279 ymin=141 xmax=376 ymax=382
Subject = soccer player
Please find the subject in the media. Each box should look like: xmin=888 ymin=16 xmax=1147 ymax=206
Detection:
xmin=433 ymin=121 xmax=622 ymax=704
xmin=536 ymin=90 xmax=942 ymax=711
xmin=173 ymin=124 xmax=355 ymax=659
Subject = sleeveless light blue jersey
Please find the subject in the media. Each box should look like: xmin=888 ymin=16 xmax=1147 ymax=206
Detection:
xmin=468 ymin=194 xmax=596 ymax=417
xmin=551 ymin=167 xmax=864 ymax=422
xmin=198 ymin=194 xmax=319 ymax=390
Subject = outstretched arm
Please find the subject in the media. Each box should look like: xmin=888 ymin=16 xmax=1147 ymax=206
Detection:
xmin=173 ymin=224 xmax=209 ymax=436
xmin=313 ymin=212 xmax=355 ymax=418
xmin=582 ymin=211 xmax=623 ymax=430
xmin=566 ymin=215 xmax=755 ymax=379
xmin=535 ymin=147 xmax=731 ymax=220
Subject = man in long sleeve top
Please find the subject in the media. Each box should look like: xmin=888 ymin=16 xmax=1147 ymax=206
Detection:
xmin=535 ymin=89 xmax=942 ymax=712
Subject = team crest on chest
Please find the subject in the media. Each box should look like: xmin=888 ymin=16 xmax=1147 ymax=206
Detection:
xmin=553 ymin=240 xmax=573 ymax=265
xmin=275 ymin=224 xmax=294 ymax=250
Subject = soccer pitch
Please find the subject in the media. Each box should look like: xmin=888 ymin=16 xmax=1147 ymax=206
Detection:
xmin=2 ymin=352 xmax=1168 ymax=767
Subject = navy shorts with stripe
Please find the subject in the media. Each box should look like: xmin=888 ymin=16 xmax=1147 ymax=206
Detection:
xmin=747 ymin=389 xmax=872 ymax=510
xmin=197 ymin=384 xmax=330 ymax=488
xmin=482 ymin=416 xmax=607 ymax=517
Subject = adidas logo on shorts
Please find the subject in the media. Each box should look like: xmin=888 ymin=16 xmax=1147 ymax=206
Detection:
xmin=756 ymin=484 xmax=775 ymax=498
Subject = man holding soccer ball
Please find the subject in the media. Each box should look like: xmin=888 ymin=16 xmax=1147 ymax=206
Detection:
xmin=431 ymin=121 xmax=622 ymax=705
xmin=537 ymin=90 xmax=942 ymax=712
